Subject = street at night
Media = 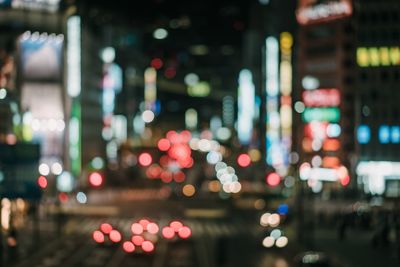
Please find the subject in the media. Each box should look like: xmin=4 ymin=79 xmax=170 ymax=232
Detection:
xmin=1 ymin=0 xmax=400 ymax=266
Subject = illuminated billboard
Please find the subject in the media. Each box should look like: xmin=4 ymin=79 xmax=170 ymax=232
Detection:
xmin=11 ymin=0 xmax=61 ymax=12
xmin=302 ymin=107 xmax=340 ymax=123
xmin=303 ymin=89 xmax=340 ymax=107
xmin=237 ymin=69 xmax=255 ymax=145
xmin=19 ymin=31 xmax=63 ymax=82
xmin=296 ymin=0 xmax=352 ymax=25
xmin=357 ymin=47 xmax=400 ymax=67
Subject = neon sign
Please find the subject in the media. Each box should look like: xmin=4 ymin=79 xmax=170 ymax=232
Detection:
xmin=302 ymin=107 xmax=340 ymax=123
xmin=296 ymin=0 xmax=352 ymax=25
xmin=303 ymin=89 xmax=340 ymax=107
xmin=357 ymin=47 xmax=400 ymax=67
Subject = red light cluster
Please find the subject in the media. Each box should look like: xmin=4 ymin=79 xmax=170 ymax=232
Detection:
xmin=92 ymin=219 xmax=192 ymax=254
xmin=93 ymin=223 xmax=121 ymax=244
xmin=162 ymin=220 xmax=192 ymax=240
xmin=147 ymin=131 xmax=194 ymax=183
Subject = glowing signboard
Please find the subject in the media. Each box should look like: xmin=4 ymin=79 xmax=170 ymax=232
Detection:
xmin=238 ymin=69 xmax=255 ymax=145
xmin=11 ymin=0 xmax=61 ymax=12
xmin=302 ymin=89 xmax=340 ymax=107
xmin=265 ymin=36 xmax=282 ymax=166
xmin=357 ymin=47 xmax=400 ymax=67
xmin=296 ymin=0 xmax=352 ymax=25
xmin=302 ymin=107 xmax=340 ymax=123
xmin=67 ymin=16 xmax=81 ymax=97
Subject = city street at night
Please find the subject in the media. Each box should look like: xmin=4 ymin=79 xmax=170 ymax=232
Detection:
xmin=1 ymin=0 xmax=400 ymax=266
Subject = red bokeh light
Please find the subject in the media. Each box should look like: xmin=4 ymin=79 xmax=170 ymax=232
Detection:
xmin=58 ymin=192 xmax=69 ymax=203
xmin=37 ymin=176 xmax=48 ymax=189
xmin=180 ymin=130 xmax=192 ymax=143
xmin=93 ymin=230 xmax=105 ymax=243
xmin=266 ymin=173 xmax=281 ymax=187
xmin=341 ymin=175 xmax=350 ymax=186
xmin=131 ymin=235 xmax=144 ymax=246
xmin=147 ymin=222 xmax=159 ymax=234
xmin=109 ymin=230 xmax=122 ymax=243
xmin=161 ymin=171 xmax=173 ymax=183
xmin=142 ymin=241 xmax=154 ymax=253
xmin=178 ymin=226 xmax=192 ymax=239
xmin=151 ymin=58 xmax=163 ymax=70
xmin=162 ymin=226 xmax=175 ymax=239
xmin=237 ymin=154 xmax=251 ymax=167
xmin=123 ymin=241 xmax=135 ymax=253
xmin=131 ymin=223 xmax=144 ymax=235
xmin=159 ymin=155 xmax=170 ymax=167
xmin=89 ymin=172 xmax=103 ymax=187
xmin=139 ymin=219 xmax=150 ymax=229
xmin=164 ymin=67 xmax=176 ymax=79
xmin=173 ymin=171 xmax=186 ymax=183
xmin=170 ymin=221 xmax=183 ymax=232
xmin=138 ymin=153 xmax=152 ymax=167
xmin=157 ymin=138 xmax=171 ymax=151
xmin=100 ymin=223 xmax=113 ymax=234
xmin=166 ymin=130 xmax=180 ymax=143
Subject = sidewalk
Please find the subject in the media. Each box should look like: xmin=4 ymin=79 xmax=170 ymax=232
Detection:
xmin=312 ymin=227 xmax=399 ymax=267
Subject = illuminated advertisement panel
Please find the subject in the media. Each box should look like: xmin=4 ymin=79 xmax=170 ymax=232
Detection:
xmin=11 ymin=0 xmax=61 ymax=12
xmin=265 ymin=37 xmax=282 ymax=167
xmin=303 ymin=89 xmax=340 ymax=107
xmin=19 ymin=32 xmax=63 ymax=81
xmin=296 ymin=0 xmax=353 ymax=25
xmin=357 ymin=47 xmax=400 ymax=67
xmin=302 ymin=107 xmax=340 ymax=123
xmin=238 ymin=69 xmax=255 ymax=145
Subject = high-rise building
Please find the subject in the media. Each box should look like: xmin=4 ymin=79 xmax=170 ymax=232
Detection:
xmin=354 ymin=0 xmax=400 ymax=197
xmin=295 ymin=0 xmax=355 ymax=193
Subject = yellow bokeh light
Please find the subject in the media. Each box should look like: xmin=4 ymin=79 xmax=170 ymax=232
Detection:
xmin=183 ymin=184 xmax=196 ymax=197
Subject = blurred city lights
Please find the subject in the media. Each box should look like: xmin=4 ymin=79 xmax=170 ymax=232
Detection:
xmin=132 ymin=235 xmax=144 ymax=246
xmin=182 ymin=184 xmax=195 ymax=197
xmin=100 ymin=223 xmax=113 ymax=234
xmin=76 ymin=192 xmax=87 ymax=204
xmin=38 ymin=163 xmax=50 ymax=176
xmin=170 ymin=221 xmax=183 ymax=232
xmin=162 ymin=226 xmax=175 ymax=239
xmin=262 ymin=236 xmax=275 ymax=248
xmin=131 ymin=223 xmax=144 ymax=235
xmin=153 ymin=28 xmax=168 ymax=39
xmin=237 ymin=154 xmax=251 ymax=167
xmin=157 ymin=138 xmax=171 ymax=151
xmin=138 ymin=153 xmax=152 ymax=167
xmin=93 ymin=230 xmax=105 ymax=243
xmin=178 ymin=226 xmax=192 ymax=239
xmin=147 ymin=222 xmax=159 ymax=234
xmin=89 ymin=172 xmax=103 ymax=187
xmin=275 ymin=236 xmax=288 ymax=248
xmin=123 ymin=241 xmax=135 ymax=253
xmin=0 ymin=88 xmax=7 ymax=99
xmin=184 ymin=73 xmax=199 ymax=86
xmin=51 ymin=162 xmax=63 ymax=175
xmin=56 ymin=171 xmax=74 ymax=192
xmin=270 ymin=229 xmax=282 ymax=239
xmin=151 ymin=58 xmax=163 ymax=69
xmin=37 ymin=176 xmax=48 ymax=189
xmin=142 ymin=241 xmax=155 ymax=252
xmin=266 ymin=173 xmax=281 ymax=187
xmin=142 ymin=110 xmax=155 ymax=123
xmin=268 ymin=213 xmax=280 ymax=227
xmin=109 ymin=230 xmax=122 ymax=243
xmin=100 ymin=47 xmax=115 ymax=63
xmin=260 ymin=213 xmax=271 ymax=227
